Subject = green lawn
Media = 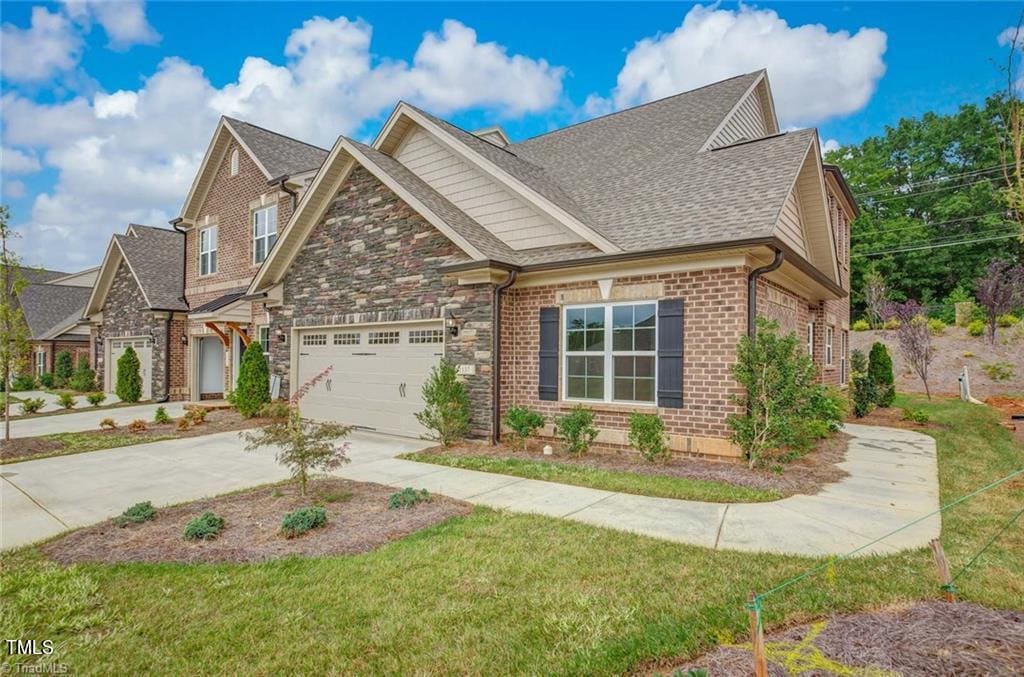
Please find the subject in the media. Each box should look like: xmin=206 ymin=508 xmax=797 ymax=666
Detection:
xmin=400 ymin=451 xmax=782 ymax=503
xmin=1 ymin=432 xmax=177 ymax=465
xmin=2 ymin=395 xmax=1022 ymax=674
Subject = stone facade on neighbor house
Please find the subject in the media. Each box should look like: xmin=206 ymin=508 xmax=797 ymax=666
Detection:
xmin=265 ymin=166 xmax=496 ymax=437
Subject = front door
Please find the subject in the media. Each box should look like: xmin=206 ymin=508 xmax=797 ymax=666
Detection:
xmin=199 ymin=336 xmax=225 ymax=395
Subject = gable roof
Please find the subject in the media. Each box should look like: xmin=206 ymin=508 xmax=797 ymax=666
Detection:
xmin=86 ymin=224 xmax=187 ymax=316
xmin=17 ymin=266 xmax=68 ymax=285
xmin=224 ymin=117 xmax=329 ymax=180
xmin=19 ymin=283 xmax=91 ymax=339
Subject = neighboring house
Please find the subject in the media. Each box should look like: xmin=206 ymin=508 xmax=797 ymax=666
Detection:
xmin=243 ymin=70 xmax=856 ymax=458
xmin=170 ymin=117 xmax=328 ymax=401
xmin=18 ymin=267 xmax=95 ymax=378
xmin=85 ymin=225 xmax=188 ymax=401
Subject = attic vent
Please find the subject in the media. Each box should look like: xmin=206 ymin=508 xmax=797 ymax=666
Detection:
xmin=230 ymin=149 xmax=239 ymax=176
xmin=473 ymin=126 xmax=511 ymax=148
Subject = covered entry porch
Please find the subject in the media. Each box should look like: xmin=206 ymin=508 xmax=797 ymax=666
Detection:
xmin=187 ymin=290 xmax=254 ymax=402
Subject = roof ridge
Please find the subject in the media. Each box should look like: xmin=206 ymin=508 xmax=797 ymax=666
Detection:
xmin=708 ymin=130 xmax=806 ymax=152
xmin=402 ymin=103 xmax=526 ymax=161
xmin=515 ymin=70 xmax=763 ymax=145
xmin=224 ymin=116 xmax=330 ymax=153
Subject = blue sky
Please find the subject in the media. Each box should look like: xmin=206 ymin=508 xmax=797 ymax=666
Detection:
xmin=1 ymin=1 xmax=1019 ymax=270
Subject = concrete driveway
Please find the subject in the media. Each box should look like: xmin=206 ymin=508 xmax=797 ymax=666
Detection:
xmin=5 ymin=401 xmax=188 ymax=438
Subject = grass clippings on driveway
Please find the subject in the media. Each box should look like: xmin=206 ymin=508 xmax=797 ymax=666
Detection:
xmin=44 ymin=478 xmax=472 ymax=565
xmin=2 ymin=394 xmax=1021 ymax=675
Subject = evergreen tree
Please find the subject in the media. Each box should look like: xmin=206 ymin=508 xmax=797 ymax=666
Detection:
xmin=234 ymin=340 xmax=270 ymax=418
xmin=868 ymin=342 xmax=895 ymax=407
xmin=54 ymin=350 xmax=73 ymax=386
xmin=116 ymin=345 xmax=142 ymax=403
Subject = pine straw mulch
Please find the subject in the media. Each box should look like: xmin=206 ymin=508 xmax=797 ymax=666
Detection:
xmin=43 ymin=478 xmax=472 ymax=565
xmin=421 ymin=433 xmax=850 ymax=497
xmin=659 ymin=601 xmax=1024 ymax=676
xmin=846 ymin=404 xmax=945 ymax=432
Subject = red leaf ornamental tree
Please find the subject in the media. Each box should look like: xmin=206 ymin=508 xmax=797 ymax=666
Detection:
xmin=975 ymin=259 xmax=1024 ymax=344
xmin=885 ymin=300 xmax=935 ymax=400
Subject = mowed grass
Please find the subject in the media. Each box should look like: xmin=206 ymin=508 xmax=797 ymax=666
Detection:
xmin=400 ymin=451 xmax=782 ymax=503
xmin=1 ymin=433 xmax=177 ymax=465
xmin=2 ymin=395 xmax=1022 ymax=675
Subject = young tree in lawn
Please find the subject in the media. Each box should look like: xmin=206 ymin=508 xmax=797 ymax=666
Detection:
xmin=885 ymin=300 xmax=934 ymax=399
xmin=863 ymin=267 xmax=889 ymax=330
xmin=116 ymin=345 xmax=143 ymax=402
xmin=233 ymin=340 xmax=270 ymax=417
xmin=975 ymin=259 xmax=1024 ymax=344
xmin=0 ymin=206 xmax=30 ymax=441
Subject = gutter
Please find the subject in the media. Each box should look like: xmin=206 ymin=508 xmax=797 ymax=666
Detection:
xmin=269 ymin=174 xmax=299 ymax=211
xmin=167 ymin=218 xmax=190 ymax=404
xmin=490 ymin=269 xmax=517 ymax=444
xmin=747 ymin=248 xmax=785 ymax=337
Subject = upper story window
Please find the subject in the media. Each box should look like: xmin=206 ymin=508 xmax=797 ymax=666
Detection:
xmin=253 ymin=204 xmax=278 ymax=264
xmin=199 ymin=225 xmax=218 ymax=276
xmin=230 ymin=149 xmax=239 ymax=176
xmin=564 ymin=302 xmax=657 ymax=404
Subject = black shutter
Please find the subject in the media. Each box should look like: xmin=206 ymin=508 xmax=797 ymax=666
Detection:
xmin=538 ymin=307 xmax=559 ymax=401
xmin=657 ymin=298 xmax=684 ymax=408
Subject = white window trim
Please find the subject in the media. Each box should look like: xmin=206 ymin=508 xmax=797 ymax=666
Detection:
xmin=806 ymin=322 xmax=814 ymax=357
xmin=825 ymin=325 xmax=834 ymax=366
xmin=257 ymin=326 xmax=270 ymax=356
xmin=252 ymin=204 xmax=278 ymax=265
xmin=199 ymin=225 xmax=218 ymax=276
xmin=35 ymin=350 xmax=46 ymax=376
xmin=562 ymin=301 xmax=658 ymax=406
xmin=840 ymin=330 xmax=848 ymax=385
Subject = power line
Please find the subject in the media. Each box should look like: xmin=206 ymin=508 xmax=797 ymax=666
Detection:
xmin=853 ymin=212 xmax=1009 ymax=239
xmin=852 ymin=164 xmax=1009 ymax=199
xmin=861 ymin=175 xmax=1003 ymax=204
xmin=852 ymin=232 xmax=1021 ymax=258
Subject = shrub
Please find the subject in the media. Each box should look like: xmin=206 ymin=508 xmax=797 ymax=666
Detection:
xmin=99 ymin=417 xmax=117 ymax=430
xmin=808 ymin=387 xmax=846 ymax=436
xmin=901 ymin=408 xmax=930 ymax=425
xmin=851 ymin=319 xmax=870 ymax=331
xmin=502 ymin=406 xmax=545 ymax=450
xmin=86 ymin=392 xmax=106 ymax=407
xmin=56 ymin=392 xmax=76 ymax=409
xmin=258 ymin=400 xmax=291 ymax=420
xmin=280 ymin=506 xmax=327 ymax=538
xmin=184 ymin=407 xmax=207 ymax=425
xmin=39 ymin=372 xmax=55 ymax=388
xmin=54 ymin=350 xmax=73 ymax=386
xmin=115 ymin=346 xmax=142 ymax=403
xmin=11 ymin=373 xmax=36 ymax=391
xmin=183 ymin=511 xmax=224 ymax=541
xmin=69 ymin=356 xmax=96 ymax=392
xmin=850 ymin=349 xmax=875 ymax=418
xmin=114 ymin=501 xmax=156 ymax=527
xmin=234 ymin=341 xmax=271 ymax=418
xmin=927 ymin=318 xmax=947 ymax=335
xmin=867 ymin=342 xmax=895 ymax=407
xmin=628 ymin=412 xmax=670 ymax=462
xmin=19 ymin=397 xmax=45 ymax=415
xmin=967 ymin=319 xmax=986 ymax=337
xmin=981 ymin=362 xmax=1014 ymax=381
xmin=883 ymin=317 xmax=901 ymax=330
xmin=153 ymin=406 xmax=171 ymax=424
xmin=176 ymin=417 xmax=190 ymax=431
xmin=415 ymin=359 xmax=470 ymax=446
xmin=997 ymin=313 xmax=1019 ymax=327
xmin=555 ymin=405 xmax=598 ymax=456
xmin=127 ymin=419 xmax=147 ymax=433
xmin=388 ymin=487 xmax=431 ymax=509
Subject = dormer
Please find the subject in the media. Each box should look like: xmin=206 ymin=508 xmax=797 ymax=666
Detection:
xmin=473 ymin=126 xmax=511 ymax=148
xmin=701 ymin=70 xmax=780 ymax=151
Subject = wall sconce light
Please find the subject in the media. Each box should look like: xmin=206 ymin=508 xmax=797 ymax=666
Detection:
xmin=180 ymin=335 xmax=189 ymax=346
xmin=446 ymin=315 xmax=460 ymax=338
xmin=276 ymin=327 xmax=287 ymax=345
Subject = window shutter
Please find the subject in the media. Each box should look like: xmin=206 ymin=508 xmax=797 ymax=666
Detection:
xmin=538 ymin=307 xmax=559 ymax=401
xmin=657 ymin=298 xmax=684 ymax=408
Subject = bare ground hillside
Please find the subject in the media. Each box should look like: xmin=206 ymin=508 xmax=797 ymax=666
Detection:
xmin=851 ymin=325 xmax=1024 ymax=397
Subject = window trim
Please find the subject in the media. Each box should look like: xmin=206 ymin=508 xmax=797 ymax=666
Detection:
xmin=839 ymin=330 xmax=848 ymax=385
xmin=825 ymin=325 xmax=834 ymax=366
xmin=198 ymin=225 xmax=218 ymax=276
xmin=230 ymin=149 xmax=239 ymax=176
xmin=257 ymin=326 xmax=270 ymax=356
xmin=252 ymin=204 xmax=278 ymax=265
xmin=35 ymin=350 xmax=46 ymax=376
xmin=806 ymin=322 xmax=814 ymax=357
xmin=562 ymin=301 xmax=658 ymax=406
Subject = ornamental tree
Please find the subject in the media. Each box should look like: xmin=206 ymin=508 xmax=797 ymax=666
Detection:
xmin=884 ymin=300 xmax=934 ymax=399
xmin=975 ymin=259 xmax=1024 ymax=344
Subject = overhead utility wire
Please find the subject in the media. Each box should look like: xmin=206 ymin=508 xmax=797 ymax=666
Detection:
xmin=852 ymin=232 xmax=1021 ymax=258
xmin=852 ymin=164 xmax=1009 ymax=199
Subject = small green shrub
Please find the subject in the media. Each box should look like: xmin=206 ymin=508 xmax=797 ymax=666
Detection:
xmin=39 ymin=372 xmax=55 ymax=388
xmin=997 ymin=313 xmax=1019 ymax=328
xmin=56 ymin=392 xmax=76 ymax=409
xmin=69 ymin=356 xmax=96 ymax=392
xmin=280 ymin=506 xmax=327 ymax=538
xmin=927 ymin=318 xmax=946 ymax=335
xmin=415 ymin=359 xmax=470 ymax=446
xmin=901 ymin=408 xmax=930 ymax=424
xmin=502 ymin=406 xmax=545 ymax=450
xmin=967 ymin=319 xmax=986 ymax=337
xmin=11 ymin=374 xmax=36 ymax=391
xmin=555 ymin=405 xmax=598 ymax=456
xmin=258 ymin=400 xmax=291 ymax=420
xmin=851 ymin=319 xmax=870 ymax=331
xmin=883 ymin=317 xmax=901 ymax=330
xmin=183 ymin=511 xmax=225 ymax=540
xmin=54 ymin=350 xmax=73 ymax=386
xmin=981 ymin=362 xmax=1014 ymax=381
xmin=388 ymin=487 xmax=431 ymax=509
xmin=153 ymin=406 xmax=171 ymax=424
xmin=19 ymin=397 xmax=45 ymax=415
xmin=234 ymin=341 xmax=271 ymax=418
xmin=868 ymin=343 xmax=895 ymax=407
xmin=115 ymin=345 xmax=142 ymax=403
xmin=86 ymin=392 xmax=106 ymax=407
xmin=628 ymin=412 xmax=669 ymax=462
xmin=114 ymin=501 xmax=156 ymax=527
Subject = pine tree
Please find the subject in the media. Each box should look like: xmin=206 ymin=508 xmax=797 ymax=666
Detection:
xmin=234 ymin=340 xmax=270 ymax=417
xmin=868 ymin=342 xmax=895 ymax=407
xmin=54 ymin=350 xmax=73 ymax=386
xmin=116 ymin=345 xmax=142 ymax=403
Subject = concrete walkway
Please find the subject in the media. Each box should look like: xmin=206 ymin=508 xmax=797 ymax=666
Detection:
xmin=5 ymin=401 xmax=188 ymax=438
xmin=1 ymin=423 xmax=940 ymax=556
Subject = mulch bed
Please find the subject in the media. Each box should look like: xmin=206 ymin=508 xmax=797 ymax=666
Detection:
xmin=43 ymin=478 xmax=472 ymax=565
xmin=420 ymin=433 xmax=850 ymax=497
xmin=0 ymin=409 xmax=265 ymax=464
xmin=659 ymin=601 xmax=1024 ymax=676
xmin=846 ymin=403 xmax=944 ymax=432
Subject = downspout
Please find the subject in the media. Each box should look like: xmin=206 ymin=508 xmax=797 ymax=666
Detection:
xmin=747 ymin=248 xmax=784 ymax=337
xmin=169 ymin=218 xmax=189 ymax=403
xmin=270 ymin=175 xmax=299 ymax=211
xmin=491 ymin=270 xmax=518 ymax=444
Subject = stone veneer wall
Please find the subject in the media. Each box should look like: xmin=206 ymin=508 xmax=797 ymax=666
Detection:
xmin=266 ymin=166 xmax=496 ymax=438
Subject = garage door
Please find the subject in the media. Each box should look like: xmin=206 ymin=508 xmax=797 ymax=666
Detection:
xmin=107 ymin=337 xmax=152 ymax=400
xmin=295 ymin=321 xmax=444 ymax=438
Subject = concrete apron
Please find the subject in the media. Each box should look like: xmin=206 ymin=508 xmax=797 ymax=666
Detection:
xmin=1 ymin=423 xmax=940 ymax=557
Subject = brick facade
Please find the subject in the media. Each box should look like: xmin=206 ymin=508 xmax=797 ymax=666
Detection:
xmin=28 ymin=339 xmax=89 ymax=377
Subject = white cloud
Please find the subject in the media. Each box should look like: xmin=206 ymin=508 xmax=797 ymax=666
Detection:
xmin=4 ymin=180 xmax=27 ymax=199
xmin=597 ymin=4 xmax=887 ymax=127
xmin=3 ymin=17 xmax=566 ymax=269
xmin=821 ymin=138 xmax=841 ymax=155
xmin=2 ymin=146 xmax=42 ymax=174
xmin=998 ymin=25 xmax=1023 ymax=48
xmin=62 ymin=0 xmax=161 ymax=49
xmin=0 ymin=7 xmax=83 ymax=83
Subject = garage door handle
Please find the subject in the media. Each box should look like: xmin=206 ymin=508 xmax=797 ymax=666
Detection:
xmin=399 ymin=382 xmax=406 ymax=397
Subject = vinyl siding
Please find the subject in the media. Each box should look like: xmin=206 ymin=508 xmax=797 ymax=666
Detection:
xmin=707 ymin=92 xmax=768 ymax=149
xmin=776 ymin=187 xmax=808 ymax=257
xmin=394 ymin=125 xmax=584 ymax=250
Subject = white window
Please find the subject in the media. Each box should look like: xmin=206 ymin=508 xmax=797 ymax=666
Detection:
xmin=35 ymin=350 xmax=46 ymax=376
xmin=231 ymin=149 xmax=240 ymax=176
xmin=806 ymin=322 xmax=814 ymax=357
xmin=258 ymin=326 xmax=270 ymax=355
xmin=302 ymin=333 xmax=327 ymax=346
xmin=840 ymin=330 xmax=848 ymax=385
xmin=253 ymin=204 xmax=278 ymax=264
xmin=199 ymin=226 xmax=217 ymax=276
xmin=408 ymin=329 xmax=443 ymax=344
xmin=369 ymin=331 xmax=400 ymax=345
xmin=334 ymin=332 xmax=360 ymax=345
xmin=825 ymin=326 xmax=834 ymax=366
xmin=564 ymin=302 xmax=657 ymax=404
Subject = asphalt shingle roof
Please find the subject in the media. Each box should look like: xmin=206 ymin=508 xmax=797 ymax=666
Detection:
xmin=190 ymin=288 xmax=247 ymax=315
xmin=115 ymin=225 xmax=188 ymax=311
xmin=18 ymin=283 xmax=91 ymax=338
xmin=17 ymin=266 xmax=68 ymax=285
xmin=226 ymin=118 xmax=329 ymax=179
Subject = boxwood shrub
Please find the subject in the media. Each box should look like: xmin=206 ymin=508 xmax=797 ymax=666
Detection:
xmin=280 ymin=506 xmax=327 ymax=538
xmin=183 ymin=511 xmax=225 ymax=541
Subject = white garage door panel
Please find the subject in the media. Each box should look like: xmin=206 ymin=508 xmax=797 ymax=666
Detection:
xmin=295 ymin=322 xmax=444 ymax=438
